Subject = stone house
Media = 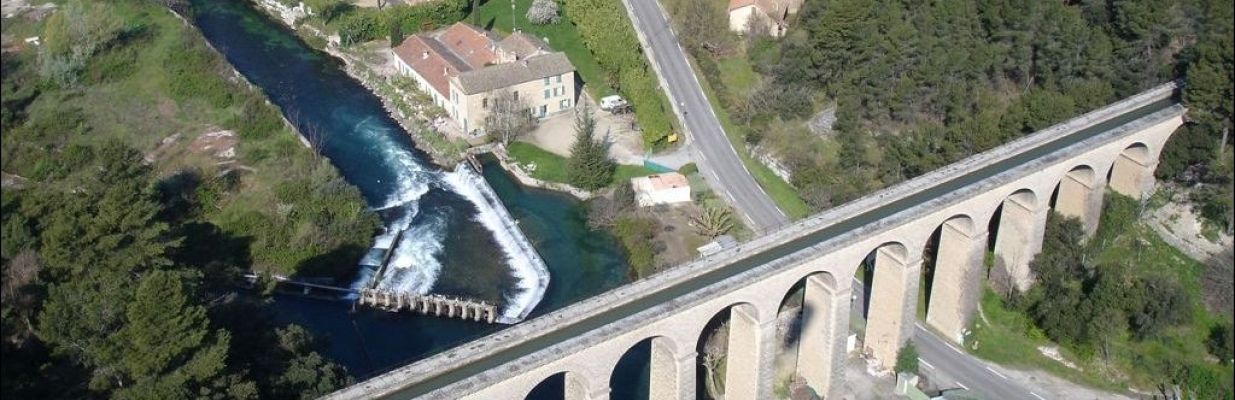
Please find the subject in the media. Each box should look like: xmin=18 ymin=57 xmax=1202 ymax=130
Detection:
xmin=632 ymin=172 xmax=692 ymax=207
xmin=392 ymin=23 xmax=577 ymax=134
xmin=727 ymin=0 xmax=803 ymax=37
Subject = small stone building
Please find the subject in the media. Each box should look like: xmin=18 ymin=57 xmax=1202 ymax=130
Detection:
xmin=727 ymin=0 xmax=803 ymax=37
xmin=631 ymin=172 xmax=692 ymax=207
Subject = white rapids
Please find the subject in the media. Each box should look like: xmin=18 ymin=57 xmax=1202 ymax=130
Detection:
xmin=345 ymin=116 xmax=548 ymax=323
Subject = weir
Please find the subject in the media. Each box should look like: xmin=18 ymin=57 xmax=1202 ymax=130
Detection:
xmin=358 ymin=288 xmax=499 ymax=324
xmin=445 ymin=161 xmax=551 ymax=324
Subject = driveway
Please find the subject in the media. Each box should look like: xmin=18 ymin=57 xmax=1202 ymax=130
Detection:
xmin=519 ymin=94 xmax=648 ymax=166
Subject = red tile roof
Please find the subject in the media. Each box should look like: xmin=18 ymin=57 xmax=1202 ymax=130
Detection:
xmin=392 ymin=35 xmax=467 ymax=97
xmin=436 ymin=23 xmax=498 ymax=69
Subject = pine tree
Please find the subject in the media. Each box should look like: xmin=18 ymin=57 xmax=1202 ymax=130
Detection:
xmin=567 ymin=104 xmax=614 ymax=190
xmin=115 ymin=271 xmax=233 ymax=398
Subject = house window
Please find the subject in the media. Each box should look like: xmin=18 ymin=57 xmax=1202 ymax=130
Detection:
xmin=539 ymin=105 xmax=547 ymax=117
xmin=544 ymin=89 xmax=550 ymax=99
xmin=543 ymin=77 xmax=550 ymax=85
xmin=556 ymin=75 xmax=562 ymax=83
xmin=560 ymin=99 xmax=570 ymax=110
xmin=514 ymin=91 xmax=519 ymax=101
xmin=482 ymin=98 xmax=488 ymax=109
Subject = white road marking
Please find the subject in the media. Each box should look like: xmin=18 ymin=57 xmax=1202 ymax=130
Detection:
xmin=919 ymin=358 xmax=934 ymax=369
xmin=947 ymin=344 xmax=964 ymax=354
xmin=956 ymin=381 xmax=970 ymax=391
xmin=1030 ymin=392 xmax=1045 ymax=400
xmin=985 ymin=366 xmax=1008 ymax=380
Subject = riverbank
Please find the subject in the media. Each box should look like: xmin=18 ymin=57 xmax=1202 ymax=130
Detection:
xmin=249 ymin=0 xmax=467 ymax=167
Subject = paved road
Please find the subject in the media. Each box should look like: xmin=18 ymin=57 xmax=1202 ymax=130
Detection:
xmin=850 ymin=278 xmax=1043 ymax=400
xmin=367 ymin=90 xmax=1179 ymax=398
xmin=624 ymin=0 xmax=789 ymax=233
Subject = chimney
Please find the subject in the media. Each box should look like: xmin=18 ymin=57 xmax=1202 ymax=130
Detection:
xmin=521 ymin=59 xmax=529 ymax=67
xmin=422 ymin=51 xmax=429 ymax=59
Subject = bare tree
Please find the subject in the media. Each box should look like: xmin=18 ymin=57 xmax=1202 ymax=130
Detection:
xmin=2 ymin=250 xmax=41 ymax=310
xmin=485 ymin=89 xmax=537 ymax=146
xmin=744 ymin=10 xmax=773 ymax=40
xmin=669 ymin=0 xmax=733 ymax=54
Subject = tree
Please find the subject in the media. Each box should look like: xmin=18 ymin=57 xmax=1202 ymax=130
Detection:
xmin=1207 ymin=322 xmax=1234 ymax=365
xmin=894 ymin=342 xmax=919 ymax=375
xmin=114 ymin=271 xmax=235 ymax=398
xmin=486 ymin=89 xmax=536 ymax=146
xmin=37 ymin=141 xmax=176 ymax=280
xmin=526 ymin=0 xmax=560 ymax=25
xmin=670 ymin=0 xmax=732 ymax=53
xmin=567 ymin=104 xmax=615 ymax=190
xmin=691 ymin=207 xmax=734 ymax=238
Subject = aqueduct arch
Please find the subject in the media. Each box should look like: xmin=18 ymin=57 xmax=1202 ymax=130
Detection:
xmin=605 ymin=335 xmax=692 ymax=400
xmin=922 ymin=215 xmax=986 ymax=343
xmin=790 ymin=271 xmax=851 ymax=398
xmin=860 ymin=242 xmax=920 ymax=369
xmin=524 ymin=370 xmax=600 ymax=400
xmin=1109 ymin=142 xmax=1156 ymax=198
xmin=989 ymin=189 xmax=1047 ymax=293
xmin=696 ymin=302 xmax=773 ymax=400
xmin=1053 ymin=165 xmax=1106 ymax=235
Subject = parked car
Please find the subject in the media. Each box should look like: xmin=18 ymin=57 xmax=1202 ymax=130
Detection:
xmin=600 ymin=95 xmax=630 ymax=113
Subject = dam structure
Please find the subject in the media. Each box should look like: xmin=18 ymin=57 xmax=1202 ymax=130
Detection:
xmin=326 ymin=82 xmax=1186 ymax=400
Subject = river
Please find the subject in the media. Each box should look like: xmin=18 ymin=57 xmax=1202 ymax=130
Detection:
xmin=187 ymin=0 xmax=632 ymax=382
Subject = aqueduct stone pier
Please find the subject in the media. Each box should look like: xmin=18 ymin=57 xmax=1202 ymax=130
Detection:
xmin=326 ymin=82 xmax=1185 ymax=400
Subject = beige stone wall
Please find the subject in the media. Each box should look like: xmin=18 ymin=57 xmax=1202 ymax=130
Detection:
xmin=451 ymin=71 xmax=577 ymax=134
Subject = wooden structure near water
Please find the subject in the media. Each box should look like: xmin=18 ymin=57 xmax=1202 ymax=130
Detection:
xmin=358 ymin=288 xmax=498 ymax=324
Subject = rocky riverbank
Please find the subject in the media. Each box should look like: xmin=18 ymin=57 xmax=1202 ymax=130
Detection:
xmin=249 ymin=0 xmax=466 ymax=167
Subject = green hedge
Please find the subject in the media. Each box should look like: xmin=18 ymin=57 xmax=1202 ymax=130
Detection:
xmin=336 ymin=0 xmax=468 ymax=45
xmin=565 ymin=0 xmax=671 ymax=146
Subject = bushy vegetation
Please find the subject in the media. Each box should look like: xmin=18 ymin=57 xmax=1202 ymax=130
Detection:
xmin=566 ymin=0 xmax=673 ymax=146
xmin=672 ymin=0 xmax=1233 ymax=224
xmin=976 ymin=194 xmax=1234 ymax=397
xmin=3 ymin=1 xmax=371 ymax=397
xmin=323 ymin=0 xmax=469 ymax=46
xmin=612 ymin=215 xmax=659 ymax=278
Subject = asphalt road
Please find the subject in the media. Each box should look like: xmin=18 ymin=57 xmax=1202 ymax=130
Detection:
xmin=624 ymin=0 xmax=789 ymax=233
xmin=374 ymin=92 xmax=1178 ymax=398
xmin=850 ymin=278 xmax=1045 ymax=400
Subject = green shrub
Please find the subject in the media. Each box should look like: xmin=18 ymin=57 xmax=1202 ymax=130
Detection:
xmin=566 ymin=0 xmax=671 ymax=145
xmin=163 ymin=37 xmax=235 ymax=109
xmin=614 ymin=215 xmax=658 ymax=278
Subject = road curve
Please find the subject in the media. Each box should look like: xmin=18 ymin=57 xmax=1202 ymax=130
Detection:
xmin=623 ymin=0 xmax=790 ymax=232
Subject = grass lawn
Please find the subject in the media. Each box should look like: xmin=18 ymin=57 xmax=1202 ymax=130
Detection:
xmin=715 ymin=55 xmax=759 ymax=92
xmin=466 ymin=0 xmax=609 ymax=99
xmin=687 ymin=56 xmax=812 ymax=219
xmin=506 ymin=142 xmax=654 ymax=185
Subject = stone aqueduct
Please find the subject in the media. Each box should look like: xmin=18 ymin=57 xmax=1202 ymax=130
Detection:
xmin=328 ymin=83 xmax=1186 ymax=400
